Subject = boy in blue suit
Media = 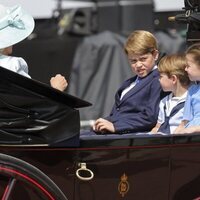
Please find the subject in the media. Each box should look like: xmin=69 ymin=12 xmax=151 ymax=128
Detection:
xmin=93 ymin=30 xmax=163 ymax=134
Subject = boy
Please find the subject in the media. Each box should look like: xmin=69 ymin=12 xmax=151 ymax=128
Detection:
xmin=92 ymin=30 xmax=164 ymax=134
xmin=151 ymin=54 xmax=190 ymax=134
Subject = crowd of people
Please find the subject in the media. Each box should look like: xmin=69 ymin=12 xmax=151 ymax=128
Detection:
xmin=0 ymin=3 xmax=200 ymax=137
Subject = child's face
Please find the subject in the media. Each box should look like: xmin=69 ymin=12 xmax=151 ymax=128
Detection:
xmin=185 ymin=54 xmax=200 ymax=81
xmin=128 ymin=51 xmax=158 ymax=78
xmin=159 ymin=73 xmax=175 ymax=92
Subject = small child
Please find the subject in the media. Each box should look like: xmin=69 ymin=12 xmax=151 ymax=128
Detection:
xmin=151 ymin=54 xmax=190 ymax=134
xmin=0 ymin=4 xmax=67 ymax=91
xmin=175 ymin=43 xmax=200 ymax=134
xmin=92 ymin=30 xmax=164 ymax=134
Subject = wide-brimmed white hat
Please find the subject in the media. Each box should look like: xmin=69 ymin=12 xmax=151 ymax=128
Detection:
xmin=0 ymin=4 xmax=35 ymax=49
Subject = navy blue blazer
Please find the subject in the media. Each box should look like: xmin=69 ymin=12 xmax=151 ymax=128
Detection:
xmin=105 ymin=69 xmax=163 ymax=133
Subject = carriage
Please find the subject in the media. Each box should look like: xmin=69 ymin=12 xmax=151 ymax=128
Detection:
xmin=0 ymin=66 xmax=199 ymax=200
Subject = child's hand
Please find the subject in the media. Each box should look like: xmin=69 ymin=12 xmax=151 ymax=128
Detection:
xmin=93 ymin=118 xmax=115 ymax=133
xmin=173 ymin=126 xmax=200 ymax=134
xmin=173 ymin=121 xmax=187 ymax=134
xmin=50 ymin=74 xmax=68 ymax=91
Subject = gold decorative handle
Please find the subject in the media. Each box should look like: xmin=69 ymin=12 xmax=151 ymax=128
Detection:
xmin=76 ymin=163 xmax=94 ymax=181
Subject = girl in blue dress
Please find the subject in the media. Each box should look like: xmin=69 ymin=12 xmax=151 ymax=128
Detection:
xmin=174 ymin=43 xmax=200 ymax=134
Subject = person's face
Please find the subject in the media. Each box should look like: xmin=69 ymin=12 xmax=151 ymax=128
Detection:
xmin=128 ymin=50 xmax=158 ymax=78
xmin=2 ymin=46 xmax=13 ymax=55
xmin=159 ymin=73 xmax=175 ymax=92
xmin=185 ymin=54 xmax=200 ymax=81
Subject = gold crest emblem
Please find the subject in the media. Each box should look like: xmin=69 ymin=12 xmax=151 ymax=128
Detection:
xmin=118 ymin=173 xmax=130 ymax=197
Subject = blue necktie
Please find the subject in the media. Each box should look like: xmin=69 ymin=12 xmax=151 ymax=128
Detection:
xmin=135 ymin=77 xmax=141 ymax=84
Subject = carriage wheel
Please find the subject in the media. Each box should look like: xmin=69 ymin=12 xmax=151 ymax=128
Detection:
xmin=0 ymin=153 xmax=68 ymax=200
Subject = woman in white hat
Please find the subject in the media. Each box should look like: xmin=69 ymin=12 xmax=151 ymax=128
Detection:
xmin=0 ymin=4 xmax=68 ymax=91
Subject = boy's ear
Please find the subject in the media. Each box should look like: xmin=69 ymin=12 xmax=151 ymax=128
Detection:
xmin=153 ymin=50 xmax=159 ymax=61
xmin=171 ymin=74 xmax=178 ymax=83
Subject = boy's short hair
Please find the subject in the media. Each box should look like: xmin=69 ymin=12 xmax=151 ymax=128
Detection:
xmin=186 ymin=42 xmax=200 ymax=66
xmin=124 ymin=30 xmax=158 ymax=55
xmin=158 ymin=54 xmax=190 ymax=87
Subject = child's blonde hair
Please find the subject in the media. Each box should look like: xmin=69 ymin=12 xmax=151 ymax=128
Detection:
xmin=124 ymin=30 xmax=158 ymax=55
xmin=158 ymin=54 xmax=190 ymax=87
xmin=186 ymin=42 xmax=200 ymax=67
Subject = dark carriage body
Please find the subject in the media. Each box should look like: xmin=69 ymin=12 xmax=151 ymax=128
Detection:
xmin=1 ymin=134 xmax=200 ymax=200
xmin=0 ymin=67 xmax=199 ymax=200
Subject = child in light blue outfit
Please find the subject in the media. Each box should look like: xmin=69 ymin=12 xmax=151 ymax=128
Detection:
xmin=183 ymin=83 xmax=200 ymax=127
xmin=175 ymin=43 xmax=200 ymax=134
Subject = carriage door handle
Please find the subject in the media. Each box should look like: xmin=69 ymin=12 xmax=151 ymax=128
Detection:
xmin=76 ymin=163 xmax=94 ymax=181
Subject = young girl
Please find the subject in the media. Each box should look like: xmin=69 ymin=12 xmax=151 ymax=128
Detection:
xmin=174 ymin=43 xmax=200 ymax=134
xmin=0 ymin=4 xmax=67 ymax=91
xmin=151 ymin=54 xmax=190 ymax=134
